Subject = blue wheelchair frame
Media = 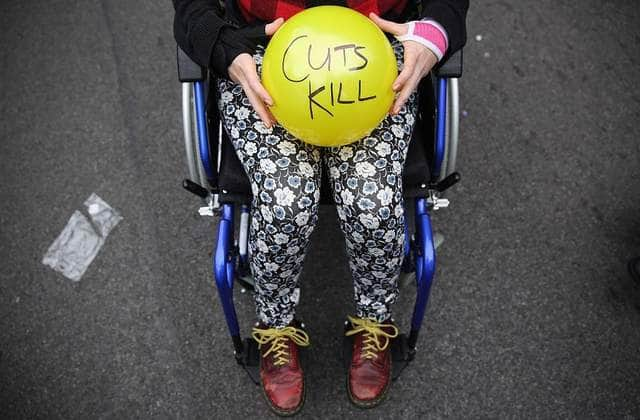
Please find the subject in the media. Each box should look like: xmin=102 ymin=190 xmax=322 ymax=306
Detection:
xmin=178 ymin=46 xmax=462 ymax=376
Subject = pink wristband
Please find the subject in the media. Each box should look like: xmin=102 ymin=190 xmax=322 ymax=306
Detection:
xmin=396 ymin=20 xmax=449 ymax=61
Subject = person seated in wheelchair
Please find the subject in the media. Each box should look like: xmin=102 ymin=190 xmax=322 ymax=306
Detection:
xmin=173 ymin=0 xmax=468 ymax=415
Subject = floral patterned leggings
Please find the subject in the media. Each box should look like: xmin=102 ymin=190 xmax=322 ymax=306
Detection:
xmin=217 ymin=42 xmax=417 ymax=328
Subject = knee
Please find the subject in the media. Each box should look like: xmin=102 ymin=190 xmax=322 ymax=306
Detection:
xmin=336 ymin=179 xmax=404 ymax=227
xmin=336 ymin=183 xmax=405 ymax=260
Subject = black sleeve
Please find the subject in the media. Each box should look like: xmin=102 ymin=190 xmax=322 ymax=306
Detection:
xmin=420 ymin=0 xmax=469 ymax=58
xmin=172 ymin=0 xmax=265 ymax=79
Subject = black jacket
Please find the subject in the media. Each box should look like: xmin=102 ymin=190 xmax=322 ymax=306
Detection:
xmin=172 ymin=0 xmax=468 ymax=79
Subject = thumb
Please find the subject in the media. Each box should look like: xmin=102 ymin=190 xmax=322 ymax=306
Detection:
xmin=369 ymin=13 xmax=406 ymax=36
xmin=265 ymin=17 xmax=285 ymax=36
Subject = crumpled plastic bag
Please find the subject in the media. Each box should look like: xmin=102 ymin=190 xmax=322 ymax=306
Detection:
xmin=42 ymin=194 xmax=122 ymax=282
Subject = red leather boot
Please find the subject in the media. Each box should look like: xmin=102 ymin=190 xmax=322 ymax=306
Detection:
xmin=252 ymin=322 xmax=310 ymax=416
xmin=345 ymin=316 xmax=399 ymax=407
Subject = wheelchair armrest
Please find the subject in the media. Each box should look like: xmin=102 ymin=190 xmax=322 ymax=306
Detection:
xmin=435 ymin=49 xmax=463 ymax=78
xmin=177 ymin=46 xmax=206 ymax=82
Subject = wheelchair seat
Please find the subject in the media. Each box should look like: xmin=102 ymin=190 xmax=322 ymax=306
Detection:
xmin=210 ymin=77 xmax=436 ymax=204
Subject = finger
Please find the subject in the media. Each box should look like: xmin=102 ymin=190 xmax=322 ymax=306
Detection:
xmin=265 ymin=17 xmax=285 ymax=36
xmin=369 ymin=13 xmax=407 ymax=36
xmin=244 ymin=86 xmax=275 ymax=128
xmin=392 ymin=74 xmax=420 ymax=115
xmin=245 ymin=64 xmax=274 ymax=106
xmin=393 ymin=54 xmax=416 ymax=92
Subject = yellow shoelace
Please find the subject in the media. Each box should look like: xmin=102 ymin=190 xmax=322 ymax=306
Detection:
xmin=345 ymin=316 xmax=399 ymax=360
xmin=251 ymin=325 xmax=310 ymax=367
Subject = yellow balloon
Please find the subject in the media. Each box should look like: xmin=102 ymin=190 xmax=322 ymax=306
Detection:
xmin=262 ymin=6 xmax=397 ymax=147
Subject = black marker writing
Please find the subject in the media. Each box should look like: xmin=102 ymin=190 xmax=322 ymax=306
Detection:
xmin=282 ymin=35 xmax=310 ymax=83
xmin=308 ymin=81 xmax=334 ymax=119
xmin=280 ymin=36 xmax=379 ymax=119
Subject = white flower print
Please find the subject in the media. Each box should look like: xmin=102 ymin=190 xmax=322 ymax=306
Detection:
xmin=264 ymin=262 xmax=278 ymax=272
xmin=221 ymin=91 xmax=233 ymax=103
xmin=383 ymin=230 xmax=396 ymax=243
xmin=298 ymin=196 xmax=312 ymax=208
xmin=296 ymin=150 xmax=308 ymax=161
xmin=394 ymin=204 xmax=403 ymax=218
xmin=359 ymin=213 xmax=380 ymax=229
xmin=260 ymin=205 xmax=273 ymax=223
xmin=299 ymin=161 xmax=314 ymax=177
xmin=274 ymin=233 xmax=289 ymax=245
xmin=263 ymin=178 xmax=276 ymax=190
xmin=372 ymin=270 xmax=387 ymax=277
xmin=277 ymin=141 xmax=296 ymax=156
xmin=339 ymin=146 xmax=354 ymax=161
xmin=378 ymin=206 xmax=391 ymax=219
xmin=290 ymin=288 xmax=300 ymax=304
xmin=304 ymin=181 xmax=315 ymax=193
xmin=235 ymin=106 xmax=250 ymax=120
xmin=329 ymin=166 xmax=340 ymax=179
xmin=256 ymin=239 xmax=269 ymax=253
xmin=391 ymin=124 xmax=404 ymax=138
xmin=359 ymin=295 xmax=372 ymax=305
xmin=244 ymin=142 xmax=257 ymax=156
xmin=353 ymin=150 xmax=367 ymax=162
xmin=287 ymin=175 xmax=301 ymax=188
xmin=274 ymin=187 xmax=295 ymax=207
xmin=362 ymin=181 xmax=378 ymax=195
xmin=376 ymin=187 xmax=393 ymax=206
xmin=352 ymin=232 xmax=365 ymax=243
xmin=340 ymin=189 xmax=355 ymax=206
xmin=392 ymin=161 xmax=402 ymax=174
xmin=294 ymin=211 xmax=309 ymax=226
xmin=355 ymin=162 xmax=375 ymax=178
xmin=286 ymin=245 xmax=300 ymax=255
xmin=357 ymin=198 xmax=376 ymax=211
xmin=266 ymin=134 xmax=280 ymax=145
xmin=355 ymin=258 xmax=369 ymax=269
xmin=230 ymin=127 xmax=240 ymax=139
xmin=364 ymin=137 xmax=377 ymax=147
xmin=374 ymin=158 xmax=387 ymax=169
xmin=370 ymin=248 xmax=386 ymax=257
xmin=375 ymin=142 xmax=391 ymax=156
xmin=253 ymin=121 xmax=272 ymax=134
xmin=405 ymin=112 xmax=415 ymax=126
xmin=260 ymin=159 xmax=277 ymax=174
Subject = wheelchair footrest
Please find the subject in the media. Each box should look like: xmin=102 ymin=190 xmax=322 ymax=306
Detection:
xmin=343 ymin=331 xmax=416 ymax=382
xmin=236 ymin=337 xmax=261 ymax=385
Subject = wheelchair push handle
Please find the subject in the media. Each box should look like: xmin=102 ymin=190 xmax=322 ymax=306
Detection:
xmin=177 ymin=47 xmax=205 ymax=82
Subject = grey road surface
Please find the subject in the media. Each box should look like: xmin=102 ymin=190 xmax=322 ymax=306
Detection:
xmin=1 ymin=0 xmax=639 ymax=418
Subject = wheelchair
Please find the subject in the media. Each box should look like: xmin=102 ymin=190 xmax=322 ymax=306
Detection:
xmin=177 ymin=43 xmax=463 ymax=383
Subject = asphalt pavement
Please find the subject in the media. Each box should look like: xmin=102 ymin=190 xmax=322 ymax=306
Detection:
xmin=1 ymin=0 xmax=639 ymax=418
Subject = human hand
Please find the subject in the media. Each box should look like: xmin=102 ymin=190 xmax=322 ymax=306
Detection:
xmin=369 ymin=13 xmax=439 ymax=115
xmin=227 ymin=18 xmax=285 ymax=128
